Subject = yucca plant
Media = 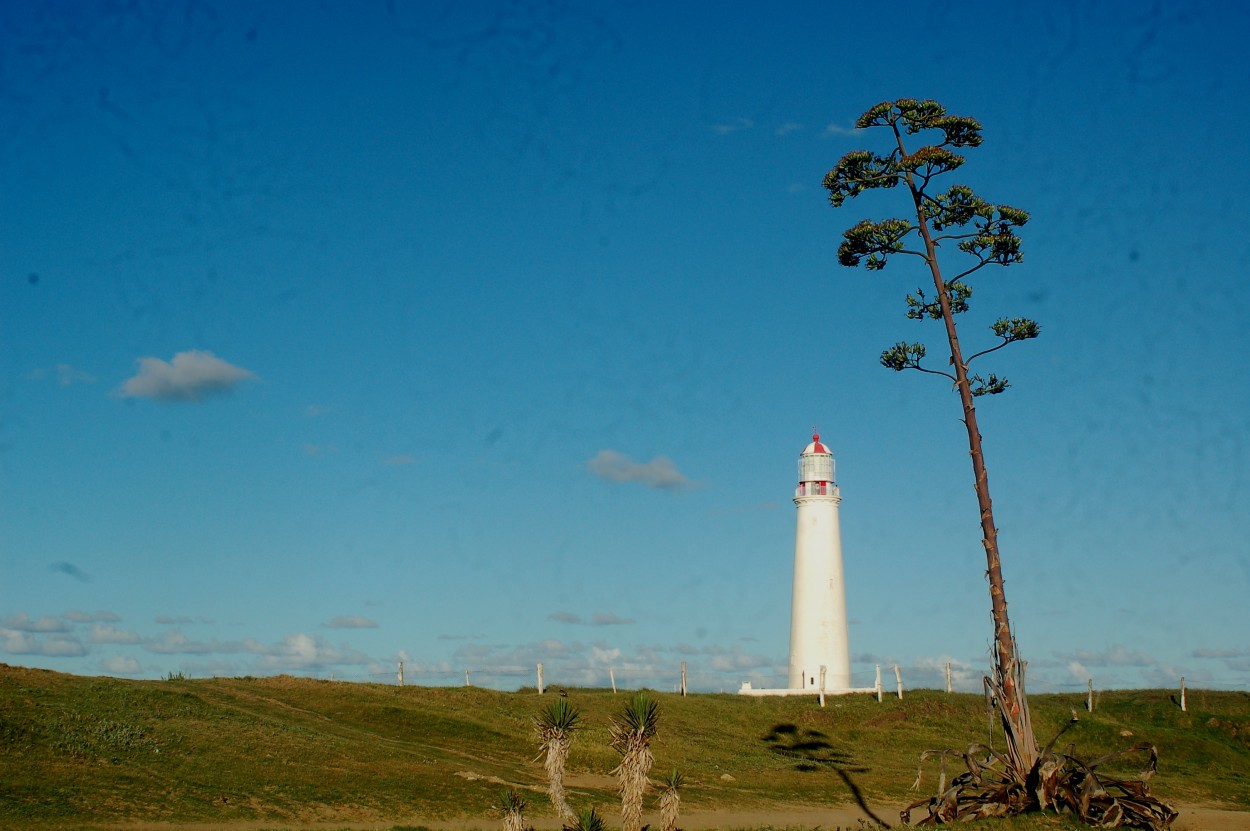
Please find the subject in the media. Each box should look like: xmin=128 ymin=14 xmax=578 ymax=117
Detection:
xmin=609 ymin=692 xmax=660 ymax=831
xmin=534 ymin=697 xmax=581 ymax=819
xmin=500 ymin=788 xmax=531 ymax=831
xmin=563 ymin=806 xmax=607 ymax=831
xmin=658 ymin=768 xmax=684 ymax=831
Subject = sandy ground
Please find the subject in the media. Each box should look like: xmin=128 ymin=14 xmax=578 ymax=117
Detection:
xmin=83 ymin=802 xmax=1250 ymax=831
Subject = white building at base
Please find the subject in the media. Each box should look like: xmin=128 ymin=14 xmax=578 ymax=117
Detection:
xmin=740 ymin=432 xmax=874 ymax=697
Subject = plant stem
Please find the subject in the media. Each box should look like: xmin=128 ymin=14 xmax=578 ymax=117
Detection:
xmin=890 ymin=122 xmax=1039 ymax=774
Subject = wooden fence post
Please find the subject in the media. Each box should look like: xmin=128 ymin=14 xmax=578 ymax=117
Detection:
xmin=875 ymin=664 xmax=883 ymax=703
xmin=610 ymin=667 xmax=617 ymax=694
xmin=945 ymin=661 xmax=952 ymax=694
xmin=680 ymin=662 xmax=687 ymax=696
xmin=1087 ymin=678 xmax=1094 ymax=712
xmin=465 ymin=669 xmax=470 ymax=687
xmin=818 ymin=665 xmax=827 ymax=708
xmin=894 ymin=664 xmax=904 ymax=700
xmin=397 ymin=661 xmax=404 ymax=687
xmin=537 ymin=663 xmax=544 ymax=695
xmin=1180 ymin=676 xmax=1187 ymax=712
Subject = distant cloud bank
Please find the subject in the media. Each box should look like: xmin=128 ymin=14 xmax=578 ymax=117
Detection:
xmin=29 ymin=363 xmax=96 ymax=386
xmin=116 ymin=349 xmax=257 ymax=402
xmin=63 ymin=610 xmax=120 ymax=623
xmin=587 ymin=449 xmax=694 ymax=490
xmin=547 ymin=610 xmax=635 ymax=626
xmin=324 ymin=616 xmax=379 ymax=629
xmin=100 ymin=655 xmax=141 ymax=675
xmin=712 ymin=117 xmax=753 ymax=135
xmin=3 ymin=613 xmax=70 ymax=633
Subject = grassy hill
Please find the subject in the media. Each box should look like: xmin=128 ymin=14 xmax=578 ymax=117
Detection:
xmin=1 ymin=663 xmax=1247 ymax=829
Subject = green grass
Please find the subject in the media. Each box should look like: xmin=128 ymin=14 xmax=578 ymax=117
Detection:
xmin=0 ymin=663 xmax=1246 ymax=829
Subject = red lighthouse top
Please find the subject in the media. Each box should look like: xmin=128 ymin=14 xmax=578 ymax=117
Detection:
xmin=802 ymin=431 xmax=830 ymax=455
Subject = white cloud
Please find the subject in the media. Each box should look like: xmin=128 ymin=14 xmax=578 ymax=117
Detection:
xmin=1193 ymin=647 xmax=1246 ymax=659
xmin=587 ymin=449 xmax=694 ymax=490
xmin=775 ymin=122 xmax=802 ymax=136
xmin=1067 ymin=660 xmax=1091 ymax=683
xmin=1140 ymin=664 xmax=1189 ymax=687
xmin=590 ymin=645 xmax=621 ymax=665
xmin=4 ymin=613 xmax=71 ymax=632
xmin=712 ymin=117 xmax=753 ymax=134
xmin=30 ymin=364 xmax=96 ymax=386
xmin=63 ymin=609 xmax=120 ymax=623
xmin=323 ymin=616 xmax=379 ymax=629
xmin=245 ymin=633 xmax=373 ymax=671
xmin=432 ymin=638 xmax=783 ymax=692
xmin=912 ymin=655 xmax=980 ymax=690
xmin=707 ymin=651 xmax=773 ymax=672
xmin=549 ymin=611 xmax=635 ymax=626
xmin=142 ymin=630 xmax=375 ymax=673
xmin=88 ymin=624 xmax=142 ymax=644
xmin=116 ymin=349 xmax=257 ymax=402
xmin=590 ymin=612 xmax=634 ymax=626
xmin=146 ymin=629 xmax=222 ymax=654
xmin=1064 ymin=645 xmax=1156 ymax=667
xmin=822 ymin=122 xmax=858 ymax=137
xmin=0 ymin=628 xmax=87 ymax=656
xmin=101 ymin=655 xmax=141 ymax=675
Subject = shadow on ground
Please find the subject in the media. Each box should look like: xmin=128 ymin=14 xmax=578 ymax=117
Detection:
xmin=762 ymin=722 xmax=891 ymax=828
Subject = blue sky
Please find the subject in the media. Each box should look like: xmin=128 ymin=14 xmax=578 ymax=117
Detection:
xmin=2 ymin=1 xmax=1247 ymax=694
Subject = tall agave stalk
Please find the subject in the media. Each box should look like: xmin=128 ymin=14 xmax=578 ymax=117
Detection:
xmin=500 ymin=788 xmax=530 ymax=831
xmin=534 ymin=697 xmax=581 ymax=820
xmin=658 ymin=768 xmax=684 ymax=831
xmin=826 ymin=97 xmax=1177 ymax=830
xmin=609 ymin=692 xmax=659 ymax=831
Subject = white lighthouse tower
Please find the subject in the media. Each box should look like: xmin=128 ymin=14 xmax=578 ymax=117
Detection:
xmin=787 ymin=432 xmax=852 ymax=691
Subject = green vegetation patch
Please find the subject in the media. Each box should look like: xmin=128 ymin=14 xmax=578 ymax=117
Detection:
xmin=0 ymin=665 xmax=1246 ymax=829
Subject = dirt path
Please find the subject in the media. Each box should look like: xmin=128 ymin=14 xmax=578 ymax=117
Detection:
xmin=86 ymin=802 xmax=1250 ymax=831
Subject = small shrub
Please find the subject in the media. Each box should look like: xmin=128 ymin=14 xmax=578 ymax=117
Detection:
xmin=563 ymin=806 xmax=605 ymax=831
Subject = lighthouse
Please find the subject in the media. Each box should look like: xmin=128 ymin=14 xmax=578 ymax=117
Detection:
xmin=787 ymin=432 xmax=852 ymax=691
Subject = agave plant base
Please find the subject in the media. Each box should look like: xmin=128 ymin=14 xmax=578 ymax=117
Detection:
xmin=901 ymin=738 xmax=1179 ymax=830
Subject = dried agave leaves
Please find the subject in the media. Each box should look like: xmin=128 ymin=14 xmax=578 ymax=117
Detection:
xmin=901 ymin=740 xmax=1178 ymax=829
